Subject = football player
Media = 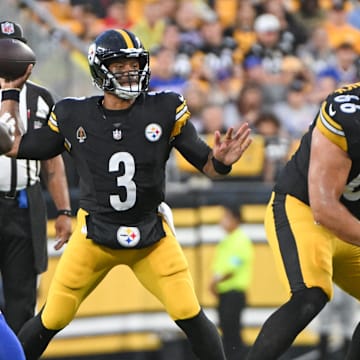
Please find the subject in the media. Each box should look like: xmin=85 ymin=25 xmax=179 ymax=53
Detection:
xmin=0 ymin=29 xmax=252 ymax=360
xmin=246 ymin=83 xmax=360 ymax=359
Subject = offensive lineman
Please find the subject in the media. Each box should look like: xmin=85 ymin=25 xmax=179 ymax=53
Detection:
xmin=246 ymin=82 xmax=360 ymax=359
xmin=0 ymin=29 xmax=251 ymax=360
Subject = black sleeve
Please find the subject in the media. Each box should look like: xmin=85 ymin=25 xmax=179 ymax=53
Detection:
xmin=18 ymin=126 xmax=66 ymax=160
xmin=172 ymin=120 xmax=211 ymax=172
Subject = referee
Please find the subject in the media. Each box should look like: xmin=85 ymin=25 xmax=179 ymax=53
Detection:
xmin=0 ymin=21 xmax=72 ymax=333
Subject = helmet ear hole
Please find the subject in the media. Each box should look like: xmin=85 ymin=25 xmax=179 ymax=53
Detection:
xmin=88 ymin=29 xmax=151 ymax=100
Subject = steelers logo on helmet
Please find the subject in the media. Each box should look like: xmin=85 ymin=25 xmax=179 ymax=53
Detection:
xmin=88 ymin=43 xmax=96 ymax=65
xmin=88 ymin=29 xmax=150 ymax=100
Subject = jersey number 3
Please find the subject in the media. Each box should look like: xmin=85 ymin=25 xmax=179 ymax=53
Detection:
xmin=109 ymin=152 xmax=136 ymax=211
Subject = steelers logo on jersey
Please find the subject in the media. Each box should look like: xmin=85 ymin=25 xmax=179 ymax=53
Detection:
xmin=145 ymin=123 xmax=162 ymax=142
xmin=116 ymin=226 xmax=141 ymax=247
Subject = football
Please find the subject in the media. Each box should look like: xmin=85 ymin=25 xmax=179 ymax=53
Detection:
xmin=0 ymin=38 xmax=36 ymax=80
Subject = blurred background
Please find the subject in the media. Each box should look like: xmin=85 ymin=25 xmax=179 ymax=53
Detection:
xmin=2 ymin=0 xmax=360 ymax=359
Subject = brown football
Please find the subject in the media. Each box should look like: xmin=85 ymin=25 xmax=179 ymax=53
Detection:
xmin=0 ymin=38 xmax=36 ymax=80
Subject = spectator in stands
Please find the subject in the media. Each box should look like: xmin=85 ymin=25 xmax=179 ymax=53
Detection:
xmin=308 ymin=71 xmax=339 ymax=106
xmin=196 ymin=13 xmax=238 ymax=84
xmin=149 ymin=46 xmax=187 ymax=93
xmin=297 ymin=25 xmax=336 ymax=77
xmin=257 ymin=0 xmax=309 ymax=50
xmin=347 ymin=0 xmax=360 ymax=30
xmin=317 ymin=41 xmax=360 ymax=87
xmin=226 ymin=82 xmax=266 ymax=129
xmin=280 ymin=55 xmax=313 ymax=93
xmin=200 ymin=103 xmax=228 ymax=136
xmin=315 ymin=284 xmax=359 ymax=360
xmin=210 ymin=204 xmax=254 ymax=360
xmin=224 ymin=0 xmax=257 ymax=65
xmin=212 ymin=0 xmax=238 ymax=29
xmin=151 ymin=21 xmax=192 ymax=79
xmin=182 ymin=80 xmax=209 ymax=132
xmin=103 ymin=0 xmax=134 ymax=30
xmin=36 ymin=0 xmax=83 ymax=36
xmin=190 ymin=13 xmax=240 ymax=107
xmin=70 ymin=0 xmax=112 ymax=18
xmin=253 ymin=112 xmax=291 ymax=183
xmin=273 ymin=77 xmax=318 ymax=139
xmin=243 ymin=13 xmax=295 ymax=106
xmin=159 ymin=0 xmax=180 ymax=24
xmin=130 ymin=0 xmax=166 ymax=52
xmin=173 ymin=0 xmax=203 ymax=57
xmin=71 ymin=3 xmax=106 ymax=42
xmin=293 ymin=0 xmax=327 ymax=32
xmin=323 ymin=1 xmax=360 ymax=54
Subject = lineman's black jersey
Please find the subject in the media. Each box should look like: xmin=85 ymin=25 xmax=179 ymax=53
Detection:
xmin=275 ymin=82 xmax=360 ymax=219
xmin=18 ymin=91 xmax=211 ymax=248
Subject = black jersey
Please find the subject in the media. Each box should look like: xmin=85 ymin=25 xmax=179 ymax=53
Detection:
xmin=19 ymin=90 xmax=211 ymax=248
xmin=275 ymin=82 xmax=360 ymax=219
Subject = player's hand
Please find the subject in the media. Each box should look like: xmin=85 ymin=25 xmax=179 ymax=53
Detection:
xmin=212 ymin=122 xmax=252 ymax=166
xmin=0 ymin=112 xmax=15 ymax=154
xmin=0 ymin=64 xmax=33 ymax=90
xmin=53 ymin=215 xmax=72 ymax=250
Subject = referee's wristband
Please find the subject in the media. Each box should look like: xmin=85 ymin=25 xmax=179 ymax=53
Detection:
xmin=1 ymin=89 xmax=20 ymax=102
xmin=57 ymin=209 xmax=72 ymax=217
xmin=211 ymin=156 xmax=232 ymax=175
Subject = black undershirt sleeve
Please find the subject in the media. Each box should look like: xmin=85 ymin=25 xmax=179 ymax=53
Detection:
xmin=172 ymin=121 xmax=211 ymax=172
xmin=18 ymin=126 xmax=66 ymax=160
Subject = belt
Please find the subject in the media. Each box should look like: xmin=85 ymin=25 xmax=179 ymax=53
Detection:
xmin=0 ymin=190 xmax=19 ymax=200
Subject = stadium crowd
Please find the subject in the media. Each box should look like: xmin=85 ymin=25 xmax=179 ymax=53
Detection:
xmin=27 ymin=0 xmax=360 ymax=184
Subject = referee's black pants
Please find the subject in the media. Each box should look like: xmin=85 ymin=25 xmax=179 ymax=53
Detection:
xmin=0 ymin=197 xmax=37 ymax=334
xmin=218 ymin=290 xmax=247 ymax=360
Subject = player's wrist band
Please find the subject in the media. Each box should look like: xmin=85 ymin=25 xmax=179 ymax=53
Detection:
xmin=57 ymin=209 xmax=72 ymax=217
xmin=1 ymin=89 xmax=20 ymax=102
xmin=211 ymin=156 xmax=232 ymax=175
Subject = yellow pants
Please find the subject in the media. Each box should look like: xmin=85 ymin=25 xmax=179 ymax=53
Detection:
xmin=41 ymin=208 xmax=200 ymax=330
xmin=265 ymin=192 xmax=360 ymax=301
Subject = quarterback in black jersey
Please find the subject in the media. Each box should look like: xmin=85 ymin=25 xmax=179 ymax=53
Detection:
xmin=0 ymin=29 xmax=251 ymax=360
xmin=246 ymin=83 xmax=360 ymax=360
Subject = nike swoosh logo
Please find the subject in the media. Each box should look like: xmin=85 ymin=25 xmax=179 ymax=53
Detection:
xmin=329 ymin=104 xmax=336 ymax=117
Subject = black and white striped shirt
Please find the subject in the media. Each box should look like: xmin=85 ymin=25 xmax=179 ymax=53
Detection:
xmin=0 ymin=81 xmax=54 ymax=192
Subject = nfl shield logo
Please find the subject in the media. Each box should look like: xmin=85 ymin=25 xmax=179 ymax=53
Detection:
xmin=1 ymin=22 xmax=15 ymax=36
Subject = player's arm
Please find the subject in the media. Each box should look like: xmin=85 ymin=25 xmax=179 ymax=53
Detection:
xmin=308 ymin=127 xmax=360 ymax=246
xmin=0 ymin=65 xmax=31 ymax=155
xmin=0 ymin=66 xmax=65 ymax=159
